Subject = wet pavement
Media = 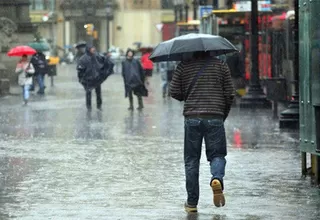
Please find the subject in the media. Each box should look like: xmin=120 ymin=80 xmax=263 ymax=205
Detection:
xmin=0 ymin=65 xmax=319 ymax=220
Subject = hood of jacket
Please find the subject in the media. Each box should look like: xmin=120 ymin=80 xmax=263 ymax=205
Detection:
xmin=85 ymin=44 xmax=95 ymax=55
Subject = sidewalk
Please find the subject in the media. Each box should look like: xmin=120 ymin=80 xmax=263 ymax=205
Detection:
xmin=0 ymin=65 xmax=318 ymax=220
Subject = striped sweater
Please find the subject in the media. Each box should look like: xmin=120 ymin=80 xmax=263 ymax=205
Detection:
xmin=170 ymin=57 xmax=235 ymax=119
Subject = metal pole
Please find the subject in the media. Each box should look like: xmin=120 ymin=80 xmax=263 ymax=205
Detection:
xmin=192 ymin=0 xmax=197 ymax=20
xmin=293 ymin=0 xmax=299 ymax=96
xmin=240 ymin=0 xmax=271 ymax=109
xmin=175 ymin=5 xmax=179 ymax=23
xmin=250 ymin=0 xmax=259 ymax=86
xmin=51 ymin=76 xmax=54 ymax=87
xmin=213 ymin=0 xmax=218 ymax=8
xmin=106 ymin=18 xmax=110 ymax=52
xmin=185 ymin=4 xmax=189 ymax=22
xmin=279 ymin=0 xmax=299 ymax=129
xmin=179 ymin=4 xmax=183 ymax=22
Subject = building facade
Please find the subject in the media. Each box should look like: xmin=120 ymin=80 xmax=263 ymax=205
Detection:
xmin=29 ymin=0 xmax=62 ymax=49
xmin=0 ymin=0 xmax=35 ymax=94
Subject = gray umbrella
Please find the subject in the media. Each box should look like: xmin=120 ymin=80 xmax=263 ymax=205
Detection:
xmin=75 ymin=41 xmax=87 ymax=49
xmin=149 ymin=33 xmax=238 ymax=62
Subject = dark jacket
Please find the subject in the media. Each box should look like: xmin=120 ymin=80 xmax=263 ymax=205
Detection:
xmin=226 ymin=52 xmax=245 ymax=78
xmin=77 ymin=46 xmax=105 ymax=90
xmin=122 ymin=55 xmax=145 ymax=97
xmin=30 ymin=52 xmax=49 ymax=75
xmin=170 ymin=57 xmax=235 ymax=120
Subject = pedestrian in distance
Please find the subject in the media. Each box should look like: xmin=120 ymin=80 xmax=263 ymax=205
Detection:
xmin=77 ymin=45 xmax=106 ymax=111
xmin=15 ymin=55 xmax=35 ymax=105
xmin=30 ymin=51 xmax=49 ymax=95
xmin=122 ymin=49 xmax=145 ymax=111
xmin=226 ymin=36 xmax=246 ymax=98
xmin=170 ymin=51 xmax=235 ymax=213
xmin=141 ymin=48 xmax=153 ymax=85
xmin=160 ymin=61 xmax=176 ymax=98
xmin=75 ymin=41 xmax=87 ymax=63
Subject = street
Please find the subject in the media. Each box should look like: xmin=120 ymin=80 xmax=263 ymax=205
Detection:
xmin=0 ymin=65 xmax=319 ymax=220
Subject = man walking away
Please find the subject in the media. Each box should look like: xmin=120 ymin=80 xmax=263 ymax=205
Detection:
xmin=170 ymin=51 xmax=234 ymax=213
xmin=122 ymin=49 xmax=145 ymax=110
xmin=77 ymin=45 xmax=103 ymax=111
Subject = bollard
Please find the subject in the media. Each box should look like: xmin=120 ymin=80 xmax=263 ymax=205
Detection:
xmin=51 ymin=76 xmax=54 ymax=87
xmin=315 ymin=104 xmax=320 ymax=153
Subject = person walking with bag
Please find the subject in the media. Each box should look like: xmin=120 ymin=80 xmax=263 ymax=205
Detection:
xmin=15 ymin=55 xmax=35 ymax=105
xmin=77 ymin=45 xmax=105 ymax=111
xmin=122 ymin=49 xmax=145 ymax=110
xmin=170 ymin=51 xmax=234 ymax=213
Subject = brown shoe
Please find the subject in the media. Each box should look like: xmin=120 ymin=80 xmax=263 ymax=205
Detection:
xmin=184 ymin=202 xmax=197 ymax=213
xmin=211 ymin=179 xmax=225 ymax=207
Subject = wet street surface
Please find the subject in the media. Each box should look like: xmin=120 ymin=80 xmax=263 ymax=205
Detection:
xmin=0 ymin=65 xmax=319 ymax=220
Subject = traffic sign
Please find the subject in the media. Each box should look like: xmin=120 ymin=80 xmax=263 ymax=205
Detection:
xmin=234 ymin=0 xmax=271 ymax=12
xmin=199 ymin=5 xmax=213 ymax=19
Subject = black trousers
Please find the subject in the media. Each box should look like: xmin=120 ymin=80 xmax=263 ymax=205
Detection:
xmin=86 ymin=85 xmax=102 ymax=109
xmin=128 ymin=90 xmax=143 ymax=109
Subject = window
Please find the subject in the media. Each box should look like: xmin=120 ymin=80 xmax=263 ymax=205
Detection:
xmin=30 ymin=0 xmax=56 ymax=11
xmin=161 ymin=0 xmax=174 ymax=9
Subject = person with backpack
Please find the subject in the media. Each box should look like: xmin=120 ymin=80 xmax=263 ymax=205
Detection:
xmin=30 ymin=51 xmax=49 ymax=95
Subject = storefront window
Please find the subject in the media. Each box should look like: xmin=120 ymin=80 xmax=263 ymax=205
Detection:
xmin=30 ymin=0 xmax=55 ymax=11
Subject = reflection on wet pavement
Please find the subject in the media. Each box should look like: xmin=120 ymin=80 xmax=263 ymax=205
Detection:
xmin=0 ymin=65 xmax=319 ymax=220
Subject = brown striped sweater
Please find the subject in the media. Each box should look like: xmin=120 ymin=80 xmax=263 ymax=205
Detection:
xmin=170 ymin=57 xmax=235 ymax=119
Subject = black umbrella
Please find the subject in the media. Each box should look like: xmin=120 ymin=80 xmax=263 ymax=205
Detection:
xmin=75 ymin=41 xmax=87 ymax=49
xmin=149 ymin=33 xmax=238 ymax=62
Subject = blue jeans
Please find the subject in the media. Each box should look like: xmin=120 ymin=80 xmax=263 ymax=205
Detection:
xmin=37 ymin=74 xmax=45 ymax=93
xmin=184 ymin=117 xmax=227 ymax=206
xmin=22 ymin=85 xmax=30 ymax=101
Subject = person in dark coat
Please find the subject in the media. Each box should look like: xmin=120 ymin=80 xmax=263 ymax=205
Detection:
xmin=226 ymin=36 xmax=246 ymax=97
xmin=122 ymin=49 xmax=145 ymax=110
xmin=30 ymin=51 xmax=49 ymax=94
xmin=77 ymin=45 xmax=105 ymax=111
xmin=75 ymin=42 xmax=86 ymax=63
xmin=226 ymin=52 xmax=245 ymax=97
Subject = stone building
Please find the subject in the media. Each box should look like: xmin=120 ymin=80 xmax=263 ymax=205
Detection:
xmin=0 ymin=0 xmax=35 ymax=95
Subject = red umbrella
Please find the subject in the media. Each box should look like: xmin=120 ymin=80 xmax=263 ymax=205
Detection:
xmin=7 ymin=45 xmax=37 ymax=57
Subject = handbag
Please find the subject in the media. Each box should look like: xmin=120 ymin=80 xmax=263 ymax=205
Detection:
xmin=184 ymin=59 xmax=210 ymax=101
xmin=25 ymin=62 xmax=34 ymax=77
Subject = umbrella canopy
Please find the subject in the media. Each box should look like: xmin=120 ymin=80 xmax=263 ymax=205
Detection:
xmin=27 ymin=41 xmax=50 ymax=52
xmin=149 ymin=33 xmax=238 ymax=62
xmin=7 ymin=45 xmax=37 ymax=57
xmin=75 ymin=41 xmax=87 ymax=49
xmin=139 ymin=45 xmax=154 ymax=53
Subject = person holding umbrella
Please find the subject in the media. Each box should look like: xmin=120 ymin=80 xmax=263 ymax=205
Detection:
xmin=150 ymin=34 xmax=237 ymax=213
xmin=15 ymin=55 xmax=35 ymax=105
xmin=7 ymin=46 xmax=36 ymax=105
